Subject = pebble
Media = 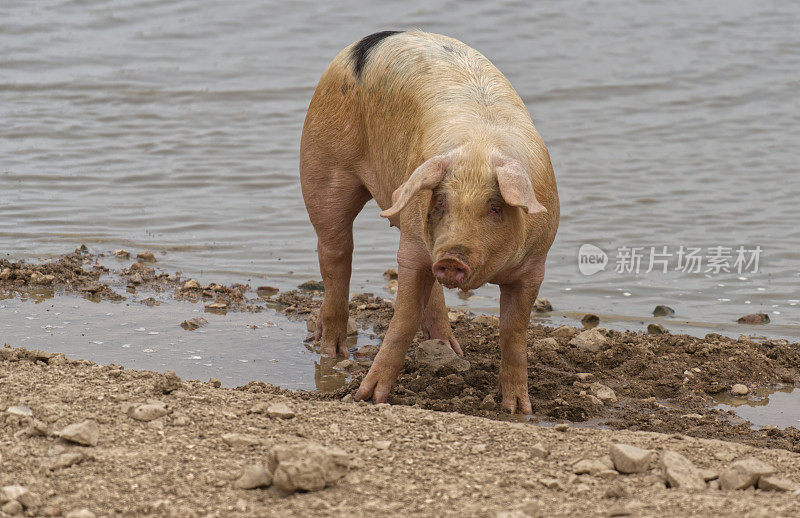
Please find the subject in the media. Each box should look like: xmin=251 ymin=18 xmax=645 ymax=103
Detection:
xmin=128 ymin=402 xmax=168 ymax=422
xmin=647 ymin=323 xmax=667 ymax=335
xmin=256 ymin=286 xmax=279 ymax=297
xmin=575 ymin=372 xmax=593 ymax=382
xmin=205 ymin=301 xmax=228 ymax=311
xmin=374 ymin=440 xmax=391 ymax=451
xmin=719 ymin=457 xmax=776 ymax=490
xmin=354 ymin=344 xmax=379 ymax=358
xmin=223 ymin=433 xmax=261 ymax=448
xmin=182 ymin=279 xmax=201 ymax=290
xmin=347 ymin=317 xmax=358 ymax=336
xmin=473 ymin=314 xmax=500 ymax=326
xmin=660 ymin=450 xmax=706 ymax=490
xmin=48 ymin=452 xmax=87 ymax=471
xmin=113 ymin=249 xmax=130 ymax=259
xmin=589 ymin=382 xmax=617 ymax=404
xmin=413 ymin=339 xmax=470 ymax=373
xmin=2 ymin=500 xmax=23 ymax=515
xmin=335 ymin=359 xmax=358 ymax=371
xmin=248 ymin=402 xmax=270 ymax=414
xmin=569 ymin=328 xmax=607 ymax=352
xmin=180 ymin=317 xmax=208 ymax=332
xmin=267 ymin=402 xmax=295 ymax=419
xmin=6 ymin=405 xmax=33 ymax=417
xmin=137 ymin=250 xmax=156 ymax=262
xmin=479 ymin=394 xmax=497 ymax=411
xmin=383 ymin=268 xmax=398 ymax=280
xmin=234 ymin=465 xmax=272 ymax=489
xmin=384 ymin=279 xmax=398 ymax=293
xmin=64 ymin=509 xmax=96 ymax=518
xmin=209 ymin=378 xmax=222 ymax=388
xmin=535 ymin=337 xmax=559 ymax=348
xmin=757 ymin=476 xmax=797 ymax=492
xmin=533 ymin=298 xmax=552 ymax=313
xmin=552 ymin=326 xmax=578 ymax=338
xmin=609 ymin=443 xmax=652 ymax=474
xmin=652 ymin=305 xmax=675 ymax=317
xmin=731 ymin=384 xmax=749 ymax=396
xmin=270 ymin=442 xmax=350 ymax=493
xmin=581 ymin=313 xmax=599 ymax=329
xmin=1 ymin=486 xmax=29 ymax=502
xmin=298 ymin=280 xmax=324 ymax=291
xmin=530 ymin=443 xmax=549 ymax=459
xmin=56 ymin=420 xmax=100 ymax=447
xmin=554 ymin=423 xmax=570 ymax=432
xmin=573 ymin=459 xmax=611 ymax=475
xmin=737 ymin=313 xmax=769 ymax=324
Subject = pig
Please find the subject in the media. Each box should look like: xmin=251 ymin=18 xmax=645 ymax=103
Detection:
xmin=299 ymin=30 xmax=559 ymax=414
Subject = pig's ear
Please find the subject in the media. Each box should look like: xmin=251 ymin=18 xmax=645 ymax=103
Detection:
xmin=493 ymin=156 xmax=547 ymax=214
xmin=380 ymin=153 xmax=454 ymax=218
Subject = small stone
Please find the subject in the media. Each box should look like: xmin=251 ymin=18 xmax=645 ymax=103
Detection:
xmin=204 ymin=301 xmax=228 ymax=312
xmin=540 ymin=477 xmax=563 ymax=490
xmin=576 ymin=373 xmax=593 ymax=382
xmin=256 ymin=286 xmax=279 ymax=297
xmin=171 ymin=414 xmax=192 ymax=426
xmin=1 ymin=485 xmax=29 ymax=502
xmin=182 ymin=279 xmax=201 ymax=290
xmin=223 ymin=433 xmax=261 ymax=448
xmin=758 ymin=476 xmax=797 ymax=492
xmin=16 ymin=490 xmax=41 ymax=509
xmin=719 ymin=457 xmax=776 ymax=490
xmin=234 ymin=465 xmax=272 ymax=489
xmin=653 ymin=305 xmax=675 ymax=317
xmin=39 ymin=506 xmax=61 ymax=517
xmin=57 ymin=420 xmax=99 ymax=446
xmin=298 ymin=280 xmax=324 ymax=291
xmin=354 ymin=345 xmax=379 ymax=358
xmin=737 ymin=313 xmax=769 ymax=324
xmin=533 ymin=298 xmax=553 ymax=313
xmin=136 ymin=250 xmax=156 ymax=262
xmin=0 ymin=267 xmax=12 ymax=280
xmin=384 ymin=279 xmax=398 ymax=293
xmin=569 ymin=328 xmax=607 ymax=352
xmin=334 ymin=359 xmax=358 ymax=371
xmin=374 ymin=440 xmax=391 ymax=451
xmin=49 ymin=452 xmax=87 ymax=470
xmin=530 ymin=443 xmax=549 ymax=459
xmin=383 ymin=268 xmax=398 ymax=280
xmin=154 ymin=370 xmax=183 ymax=393
xmin=64 ymin=509 xmax=96 ymax=518
xmin=731 ymin=384 xmax=749 ymax=396
xmin=660 ymin=450 xmax=706 ymax=490
xmin=581 ymin=313 xmax=599 ymax=329
xmin=6 ymin=405 xmax=33 ymax=417
xmin=209 ymin=378 xmax=222 ymax=388
xmin=128 ymin=403 xmax=168 ymax=422
xmin=269 ymin=442 xmax=350 ymax=493
xmin=480 ymin=394 xmax=497 ymax=411
xmin=552 ymin=326 xmax=578 ymax=338
xmin=267 ymin=402 xmax=295 ymax=419
xmin=413 ymin=339 xmax=470 ymax=373
xmin=341 ymin=393 xmax=353 ymax=403
xmin=471 ymin=443 xmax=487 ymax=454
xmin=346 ymin=318 xmax=358 ymax=336
xmin=473 ymin=314 xmax=500 ymax=326
xmin=2 ymin=500 xmax=23 ymax=515
xmin=647 ymin=323 xmax=667 ymax=335
xmin=113 ymin=249 xmax=130 ymax=259
xmin=590 ymin=382 xmax=617 ymax=404
xmin=609 ymin=443 xmax=652 ymax=474
xmin=572 ymin=458 xmax=613 ymax=475
xmin=554 ymin=423 xmax=569 ymax=432
xmin=535 ymin=337 xmax=558 ymax=348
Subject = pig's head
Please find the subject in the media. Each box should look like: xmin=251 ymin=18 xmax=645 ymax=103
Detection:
xmin=380 ymin=148 xmax=546 ymax=290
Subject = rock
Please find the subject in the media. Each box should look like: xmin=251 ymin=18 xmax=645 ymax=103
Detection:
xmin=113 ymin=249 xmax=130 ymax=259
xmin=154 ymin=370 xmax=183 ymax=393
xmin=660 ymin=450 xmax=706 ymax=490
xmin=581 ymin=313 xmax=599 ymax=329
xmin=758 ymin=476 xmax=797 ymax=492
xmin=2 ymin=500 xmax=23 ymax=515
xmin=267 ymin=402 xmax=295 ymax=419
xmin=334 ymin=359 xmax=358 ymax=371
xmin=530 ymin=443 xmax=549 ymax=459
xmin=374 ymin=440 xmax=391 ymax=451
xmin=384 ymin=279 xmax=398 ymax=293
xmin=647 ymin=323 xmax=667 ymax=335
xmin=554 ymin=423 xmax=569 ymax=432
xmin=270 ymin=442 xmax=350 ymax=493
xmin=533 ymin=298 xmax=553 ymax=313
xmin=473 ymin=314 xmax=500 ymax=326
xmin=48 ymin=452 xmax=87 ymax=470
xmin=383 ymin=268 xmax=398 ymax=280
xmin=234 ymin=465 xmax=272 ymax=489
xmin=731 ymin=384 xmax=749 ymax=396
xmin=204 ymin=301 xmax=228 ymax=312
xmin=589 ymin=382 xmax=617 ymax=404
xmin=572 ymin=457 xmax=613 ymax=475
xmin=719 ymin=457 xmax=776 ymax=490
xmin=39 ymin=506 xmax=61 ymax=517
xmin=479 ymin=394 xmax=497 ymax=411
xmin=223 ymin=433 xmax=261 ymax=448
xmin=346 ymin=317 xmax=358 ymax=336
xmin=552 ymin=326 xmax=578 ymax=338
xmin=298 ymin=280 xmax=324 ymax=291
xmin=6 ymin=405 xmax=33 ymax=417
xmin=1 ymin=485 xmax=29 ymax=502
xmin=0 ymin=267 xmax=12 ymax=280
xmin=737 ymin=313 xmax=769 ymax=324
xmin=182 ymin=279 xmax=201 ymax=290
xmin=16 ymin=490 xmax=41 ymax=509
xmin=575 ymin=372 xmax=593 ymax=382
xmin=64 ymin=509 xmax=96 ymax=518
xmin=413 ymin=339 xmax=470 ymax=373
xmin=535 ymin=337 xmax=558 ymax=348
xmin=609 ymin=443 xmax=652 ymax=474
xmin=57 ymin=420 xmax=99 ymax=446
xmin=248 ymin=402 xmax=270 ymax=414
xmin=128 ymin=403 xmax=168 ymax=422
xmin=136 ymin=250 xmax=156 ymax=262
xmin=569 ymin=328 xmax=607 ymax=352
xmin=653 ymin=305 xmax=675 ymax=317
xmin=209 ymin=378 xmax=222 ymax=388
xmin=354 ymin=345 xmax=379 ymax=358
xmin=256 ymin=286 xmax=279 ymax=298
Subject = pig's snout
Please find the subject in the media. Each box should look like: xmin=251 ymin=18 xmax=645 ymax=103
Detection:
xmin=432 ymin=256 xmax=471 ymax=288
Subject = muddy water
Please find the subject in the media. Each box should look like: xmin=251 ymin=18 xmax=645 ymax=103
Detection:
xmin=2 ymin=2 xmax=799 ymax=330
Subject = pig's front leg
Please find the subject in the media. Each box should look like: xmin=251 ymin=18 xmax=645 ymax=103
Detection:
xmin=497 ymin=265 xmax=544 ymax=414
xmin=356 ymin=244 xmax=433 ymax=403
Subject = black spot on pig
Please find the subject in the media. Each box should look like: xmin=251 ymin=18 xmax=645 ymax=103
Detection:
xmin=351 ymin=30 xmax=402 ymax=79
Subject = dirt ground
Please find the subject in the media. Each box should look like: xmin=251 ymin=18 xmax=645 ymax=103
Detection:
xmin=2 ymin=249 xmax=800 ymax=516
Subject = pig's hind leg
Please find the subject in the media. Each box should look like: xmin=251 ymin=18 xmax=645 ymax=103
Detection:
xmin=302 ymin=166 xmax=371 ymax=357
xmin=421 ymin=281 xmax=463 ymax=355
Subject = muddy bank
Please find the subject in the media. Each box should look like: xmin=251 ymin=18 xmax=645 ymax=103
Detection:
xmin=2 ymin=348 xmax=800 ymax=517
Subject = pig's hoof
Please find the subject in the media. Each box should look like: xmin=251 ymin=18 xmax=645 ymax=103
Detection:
xmin=355 ymin=369 xmax=396 ymax=404
xmin=421 ymin=320 xmax=463 ymax=356
xmin=318 ymin=338 xmax=348 ymax=358
xmin=498 ymin=383 xmax=533 ymax=415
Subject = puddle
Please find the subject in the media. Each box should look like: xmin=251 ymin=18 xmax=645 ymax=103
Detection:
xmin=714 ymin=386 xmax=800 ymax=429
xmin=0 ymin=294 xmax=378 ymax=390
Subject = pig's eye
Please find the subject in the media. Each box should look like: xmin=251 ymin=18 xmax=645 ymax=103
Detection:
xmin=434 ymin=196 xmax=446 ymax=212
xmin=488 ymin=203 xmax=502 ymax=216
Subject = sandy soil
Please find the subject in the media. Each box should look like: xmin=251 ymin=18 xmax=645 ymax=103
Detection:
xmin=2 ymin=249 xmax=800 ymax=516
